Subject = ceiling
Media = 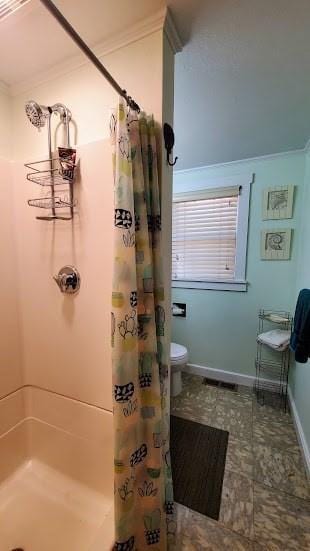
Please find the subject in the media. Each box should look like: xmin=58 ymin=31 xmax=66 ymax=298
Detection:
xmin=1 ymin=0 xmax=310 ymax=168
xmin=170 ymin=0 xmax=310 ymax=168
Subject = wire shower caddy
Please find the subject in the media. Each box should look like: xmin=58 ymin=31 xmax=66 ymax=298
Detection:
xmin=24 ymin=101 xmax=77 ymax=221
xmin=255 ymin=309 xmax=293 ymax=411
xmin=25 ymin=156 xmax=76 ymax=220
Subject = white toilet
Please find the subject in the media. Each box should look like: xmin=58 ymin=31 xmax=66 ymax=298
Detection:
xmin=170 ymin=342 xmax=189 ymax=397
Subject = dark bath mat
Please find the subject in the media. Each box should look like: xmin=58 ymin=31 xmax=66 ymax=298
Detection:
xmin=170 ymin=415 xmax=229 ymax=520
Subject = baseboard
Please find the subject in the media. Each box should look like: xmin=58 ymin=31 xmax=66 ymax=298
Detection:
xmin=288 ymin=388 xmax=310 ymax=479
xmin=186 ymin=363 xmax=283 ymax=389
xmin=186 ymin=363 xmax=256 ymax=387
xmin=186 ymin=362 xmax=310 ymax=478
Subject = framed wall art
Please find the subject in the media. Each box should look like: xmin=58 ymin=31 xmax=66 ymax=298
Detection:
xmin=262 ymin=185 xmax=294 ymax=220
xmin=261 ymin=228 xmax=292 ymax=260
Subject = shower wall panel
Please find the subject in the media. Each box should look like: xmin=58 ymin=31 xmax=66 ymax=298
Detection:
xmin=12 ymin=32 xmax=164 ymax=162
xmin=0 ymin=157 xmax=26 ymax=483
xmin=11 ymin=28 xmax=174 ymax=414
xmin=0 ymin=84 xmax=12 ymax=159
xmin=0 ymin=158 xmax=23 ymax=400
xmin=12 ymin=139 xmax=114 ymax=409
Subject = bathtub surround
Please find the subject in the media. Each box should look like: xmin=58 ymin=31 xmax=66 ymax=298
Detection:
xmin=0 ymin=86 xmax=22 ymax=401
xmin=12 ymin=139 xmax=115 ymax=409
xmin=0 ymin=460 xmax=114 ymax=551
xmin=0 ymin=386 xmax=114 ymax=550
xmin=7 ymin=12 xmax=177 ymax=412
xmin=5 ymin=9 xmax=178 ymax=408
xmin=0 ymin=8 xmax=179 ymax=549
xmin=0 ymin=155 xmax=25 ymax=483
xmin=0 ymin=82 xmax=12 ymax=158
xmin=0 ymin=385 xmax=114 ymax=551
xmin=0 ymin=159 xmax=23 ymax=401
xmin=0 ymin=386 xmax=113 ymax=490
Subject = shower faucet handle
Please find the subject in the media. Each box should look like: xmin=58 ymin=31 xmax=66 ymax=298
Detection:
xmin=53 ymin=265 xmax=80 ymax=294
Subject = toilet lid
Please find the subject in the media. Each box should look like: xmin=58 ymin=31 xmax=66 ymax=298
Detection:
xmin=170 ymin=342 xmax=188 ymax=361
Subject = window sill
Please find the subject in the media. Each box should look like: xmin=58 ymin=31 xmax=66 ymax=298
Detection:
xmin=172 ymin=279 xmax=248 ymax=292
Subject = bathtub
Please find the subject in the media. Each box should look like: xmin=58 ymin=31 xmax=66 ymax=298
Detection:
xmin=0 ymin=387 xmax=114 ymax=551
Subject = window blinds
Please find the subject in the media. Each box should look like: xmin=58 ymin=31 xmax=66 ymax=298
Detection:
xmin=172 ymin=186 xmax=239 ymax=282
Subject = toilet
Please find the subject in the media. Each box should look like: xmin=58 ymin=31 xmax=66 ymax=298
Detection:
xmin=170 ymin=342 xmax=189 ymax=397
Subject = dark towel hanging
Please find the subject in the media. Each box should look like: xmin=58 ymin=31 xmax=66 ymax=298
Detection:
xmin=290 ymin=289 xmax=310 ymax=363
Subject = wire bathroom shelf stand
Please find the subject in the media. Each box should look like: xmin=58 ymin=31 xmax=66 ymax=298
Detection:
xmin=255 ymin=309 xmax=292 ymax=409
xmin=254 ymin=309 xmax=293 ymax=411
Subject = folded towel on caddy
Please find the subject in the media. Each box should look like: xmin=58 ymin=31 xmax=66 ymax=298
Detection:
xmin=257 ymin=329 xmax=291 ymax=351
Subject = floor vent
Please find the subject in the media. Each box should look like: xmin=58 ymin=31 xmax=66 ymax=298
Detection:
xmin=202 ymin=378 xmax=237 ymax=391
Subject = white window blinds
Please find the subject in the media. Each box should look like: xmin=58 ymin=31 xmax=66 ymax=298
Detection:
xmin=172 ymin=186 xmax=240 ymax=282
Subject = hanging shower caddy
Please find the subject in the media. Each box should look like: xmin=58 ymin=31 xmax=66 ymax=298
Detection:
xmin=24 ymin=101 xmax=77 ymax=221
xmin=254 ymin=309 xmax=293 ymax=410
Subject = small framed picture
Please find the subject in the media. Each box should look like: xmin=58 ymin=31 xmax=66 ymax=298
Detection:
xmin=261 ymin=229 xmax=292 ymax=260
xmin=262 ymin=185 xmax=294 ymax=220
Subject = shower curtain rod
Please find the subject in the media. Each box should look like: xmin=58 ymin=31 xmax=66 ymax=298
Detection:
xmin=39 ymin=0 xmax=141 ymax=112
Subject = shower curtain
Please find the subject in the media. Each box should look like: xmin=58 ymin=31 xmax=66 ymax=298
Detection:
xmin=111 ymin=98 xmax=175 ymax=550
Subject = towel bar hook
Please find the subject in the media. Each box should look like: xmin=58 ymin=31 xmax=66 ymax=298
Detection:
xmin=163 ymin=123 xmax=178 ymax=167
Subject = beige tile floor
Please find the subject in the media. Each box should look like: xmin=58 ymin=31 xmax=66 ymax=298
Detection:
xmin=171 ymin=373 xmax=310 ymax=550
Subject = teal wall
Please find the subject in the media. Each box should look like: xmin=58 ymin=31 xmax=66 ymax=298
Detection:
xmin=290 ymin=150 xmax=310 ymax=451
xmin=172 ymin=152 xmax=305 ymax=376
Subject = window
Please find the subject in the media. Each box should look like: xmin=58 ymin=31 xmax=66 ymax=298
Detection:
xmin=172 ymin=176 xmax=252 ymax=291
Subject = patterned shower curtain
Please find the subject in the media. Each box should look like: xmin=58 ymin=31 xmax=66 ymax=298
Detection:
xmin=111 ymin=98 xmax=175 ymax=550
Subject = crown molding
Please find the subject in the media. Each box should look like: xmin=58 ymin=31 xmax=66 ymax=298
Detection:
xmin=11 ymin=7 xmax=179 ymax=97
xmin=175 ymin=148 xmax=308 ymax=174
xmin=164 ymin=8 xmax=183 ymax=54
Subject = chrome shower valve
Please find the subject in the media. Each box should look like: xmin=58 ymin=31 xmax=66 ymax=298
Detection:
xmin=53 ymin=265 xmax=80 ymax=294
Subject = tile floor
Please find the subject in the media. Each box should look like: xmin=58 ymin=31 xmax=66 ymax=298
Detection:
xmin=171 ymin=373 xmax=310 ymax=550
